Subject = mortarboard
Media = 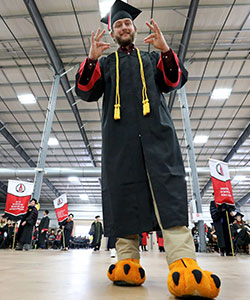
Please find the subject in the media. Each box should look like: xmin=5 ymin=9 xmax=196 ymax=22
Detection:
xmin=235 ymin=212 xmax=244 ymax=218
xmin=100 ymin=0 xmax=141 ymax=31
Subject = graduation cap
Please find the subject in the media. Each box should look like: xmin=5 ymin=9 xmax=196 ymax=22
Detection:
xmin=100 ymin=0 xmax=142 ymax=31
xmin=235 ymin=212 xmax=244 ymax=218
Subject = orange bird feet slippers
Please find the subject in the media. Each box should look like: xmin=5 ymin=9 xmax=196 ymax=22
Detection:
xmin=167 ymin=258 xmax=221 ymax=299
xmin=107 ymin=258 xmax=146 ymax=286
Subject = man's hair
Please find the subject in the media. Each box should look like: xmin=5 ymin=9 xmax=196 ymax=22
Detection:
xmin=45 ymin=210 xmax=49 ymax=215
xmin=69 ymin=213 xmax=74 ymax=218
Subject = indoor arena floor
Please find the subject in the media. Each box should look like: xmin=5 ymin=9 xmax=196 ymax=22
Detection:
xmin=0 ymin=249 xmax=249 ymax=300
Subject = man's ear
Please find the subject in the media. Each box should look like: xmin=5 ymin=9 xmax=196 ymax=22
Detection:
xmin=110 ymin=31 xmax=114 ymax=39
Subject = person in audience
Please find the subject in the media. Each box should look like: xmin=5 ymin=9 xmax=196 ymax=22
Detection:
xmin=54 ymin=229 xmax=62 ymax=249
xmin=32 ymin=226 xmax=40 ymax=249
xmin=142 ymin=232 xmax=149 ymax=251
xmin=231 ymin=212 xmax=250 ymax=254
xmin=156 ymin=230 xmax=165 ymax=252
xmin=206 ymin=223 xmax=218 ymax=253
xmin=47 ymin=229 xmax=56 ymax=248
xmin=191 ymin=225 xmax=199 ymax=252
xmin=107 ymin=236 xmax=117 ymax=257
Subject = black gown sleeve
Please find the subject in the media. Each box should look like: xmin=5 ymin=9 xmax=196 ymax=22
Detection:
xmin=75 ymin=57 xmax=105 ymax=102
xmin=210 ymin=201 xmax=221 ymax=222
xmin=26 ymin=208 xmax=38 ymax=226
xmin=43 ymin=217 xmax=50 ymax=230
xmin=151 ymin=49 xmax=188 ymax=94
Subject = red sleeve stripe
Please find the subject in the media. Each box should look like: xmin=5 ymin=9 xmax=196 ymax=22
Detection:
xmin=77 ymin=59 xmax=101 ymax=91
xmin=157 ymin=50 xmax=182 ymax=88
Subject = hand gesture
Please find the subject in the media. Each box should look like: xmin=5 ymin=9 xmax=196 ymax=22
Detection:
xmin=144 ymin=19 xmax=169 ymax=52
xmin=89 ymin=28 xmax=110 ymax=60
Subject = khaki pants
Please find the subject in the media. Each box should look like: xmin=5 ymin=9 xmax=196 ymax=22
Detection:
xmin=116 ymin=172 xmax=196 ymax=265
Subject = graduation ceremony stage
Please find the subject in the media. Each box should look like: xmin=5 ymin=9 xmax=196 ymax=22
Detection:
xmin=0 ymin=249 xmax=249 ymax=300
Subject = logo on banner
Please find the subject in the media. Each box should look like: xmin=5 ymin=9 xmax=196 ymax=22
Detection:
xmin=209 ymin=159 xmax=235 ymax=207
xmin=57 ymin=198 xmax=63 ymax=205
xmin=216 ymin=163 xmax=224 ymax=176
xmin=16 ymin=183 xmax=26 ymax=193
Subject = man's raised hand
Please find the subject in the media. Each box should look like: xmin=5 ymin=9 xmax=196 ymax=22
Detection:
xmin=144 ymin=19 xmax=169 ymax=53
xmin=89 ymin=28 xmax=110 ymax=60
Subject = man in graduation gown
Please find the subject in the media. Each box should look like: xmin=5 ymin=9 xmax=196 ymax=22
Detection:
xmin=89 ymin=215 xmax=104 ymax=251
xmin=61 ymin=213 xmax=74 ymax=250
xmin=38 ymin=209 xmax=50 ymax=249
xmin=16 ymin=198 xmax=38 ymax=251
xmin=75 ymin=0 xmax=220 ymax=298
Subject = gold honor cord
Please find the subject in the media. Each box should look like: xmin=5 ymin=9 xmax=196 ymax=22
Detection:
xmin=114 ymin=51 xmax=121 ymax=120
xmin=114 ymin=49 xmax=150 ymax=120
xmin=136 ymin=48 xmax=150 ymax=116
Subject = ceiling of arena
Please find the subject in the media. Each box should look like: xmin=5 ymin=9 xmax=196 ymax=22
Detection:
xmin=0 ymin=0 xmax=249 ymax=213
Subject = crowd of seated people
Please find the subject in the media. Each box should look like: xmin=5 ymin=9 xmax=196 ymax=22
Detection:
xmin=0 ymin=216 xmax=15 ymax=249
xmin=31 ymin=226 xmax=90 ymax=250
xmin=192 ymin=212 xmax=250 ymax=255
xmin=69 ymin=236 xmax=90 ymax=249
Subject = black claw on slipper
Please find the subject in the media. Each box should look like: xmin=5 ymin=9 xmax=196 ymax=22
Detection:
xmin=172 ymin=272 xmax=180 ymax=286
xmin=138 ymin=267 xmax=145 ymax=279
xmin=108 ymin=264 xmax=116 ymax=275
xmin=192 ymin=269 xmax=202 ymax=284
xmin=123 ymin=264 xmax=131 ymax=275
xmin=211 ymin=274 xmax=221 ymax=288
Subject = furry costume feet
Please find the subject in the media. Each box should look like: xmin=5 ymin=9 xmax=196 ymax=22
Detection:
xmin=167 ymin=258 xmax=221 ymax=299
xmin=107 ymin=258 xmax=146 ymax=286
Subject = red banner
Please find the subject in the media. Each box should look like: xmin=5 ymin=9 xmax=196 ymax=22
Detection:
xmin=4 ymin=180 xmax=34 ymax=220
xmin=53 ymin=194 xmax=68 ymax=224
xmin=209 ymin=159 xmax=235 ymax=207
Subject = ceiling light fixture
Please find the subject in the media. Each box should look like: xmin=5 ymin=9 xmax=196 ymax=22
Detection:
xmin=68 ymin=176 xmax=80 ymax=182
xmin=80 ymin=194 xmax=89 ymax=200
xmin=193 ymin=135 xmax=209 ymax=144
xmin=211 ymin=88 xmax=232 ymax=100
xmin=233 ymin=175 xmax=246 ymax=182
xmin=18 ymin=94 xmax=36 ymax=104
xmin=48 ymin=137 xmax=59 ymax=146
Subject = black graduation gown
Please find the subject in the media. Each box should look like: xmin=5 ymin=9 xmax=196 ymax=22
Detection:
xmin=231 ymin=222 xmax=250 ymax=247
xmin=17 ymin=206 xmax=38 ymax=244
xmin=62 ymin=219 xmax=73 ymax=247
xmin=89 ymin=221 xmax=103 ymax=247
xmin=210 ymin=201 xmax=234 ymax=252
xmin=75 ymin=49 xmax=188 ymax=237
xmin=38 ymin=215 xmax=50 ymax=246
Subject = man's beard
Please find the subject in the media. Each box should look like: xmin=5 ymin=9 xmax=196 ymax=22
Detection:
xmin=114 ymin=31 xmax=135 ymax=47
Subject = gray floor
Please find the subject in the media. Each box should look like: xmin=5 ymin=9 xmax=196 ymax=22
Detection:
xmin=0 ymin=249 xmax=249 ymax=300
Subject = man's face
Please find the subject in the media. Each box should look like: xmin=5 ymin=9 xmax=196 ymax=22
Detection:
xmin=111 ymin=18 xmax=136 ymax=47
xmin=30 ymin=200 xmax=36 ymax=207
